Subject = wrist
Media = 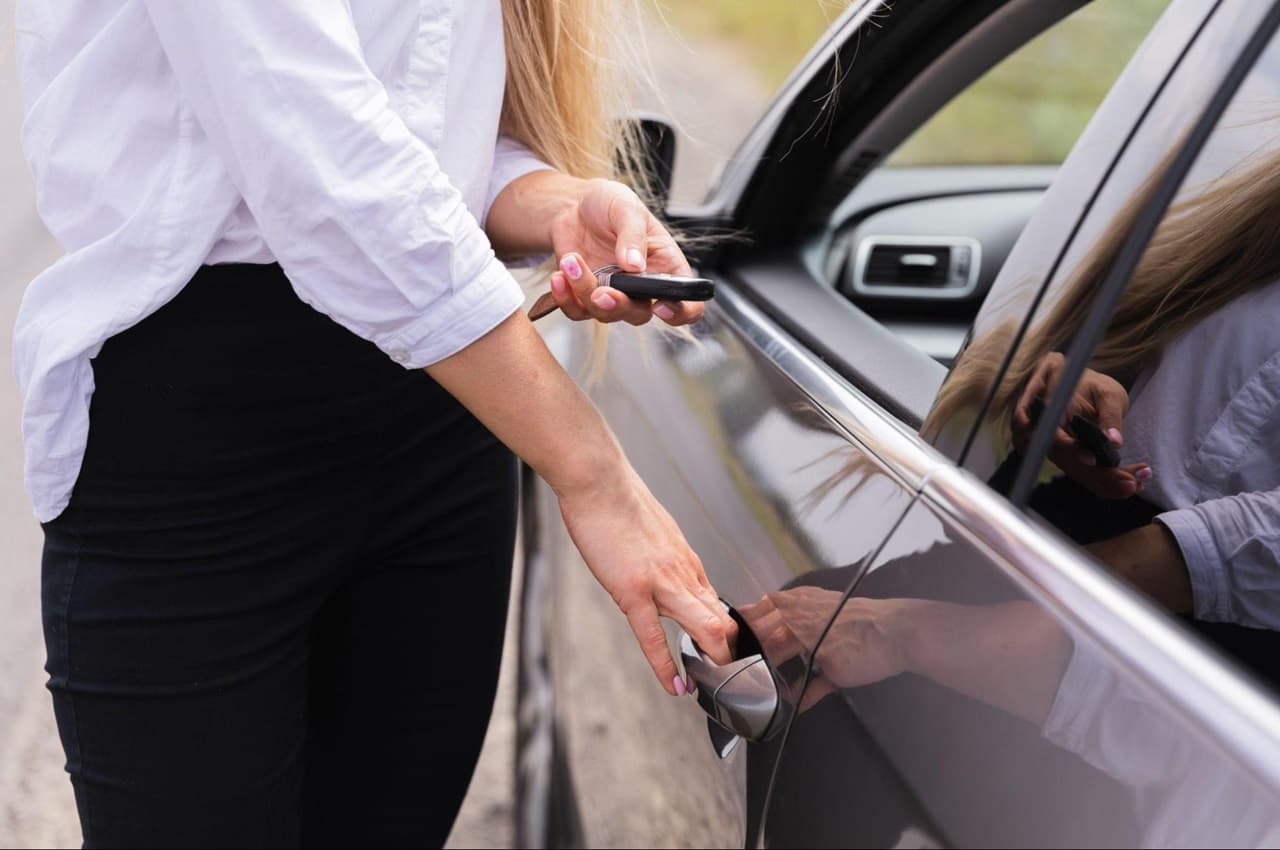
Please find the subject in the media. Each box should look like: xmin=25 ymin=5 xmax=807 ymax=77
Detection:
xmin=544 ymin=421 xmax=635 ymax=505
xmin=881 ymin=599 xmax=932 ymax=676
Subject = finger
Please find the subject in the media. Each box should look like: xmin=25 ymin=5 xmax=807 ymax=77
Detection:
xmin=550 ymin=271 xmax=590 ymax=321
xmin=624 ymin=604 xmax=681 ymax=695
xmin=1080 ymin=467 xmax=1140 ymax=500
xmin=610 ymin=196 xmax=650 ymax=272
xmin=589 ymin=287 xmax=654 ymax=325
xmin=662 ymin=585 xmax=734 ymax=665
xmin=1017 ymin=353 xmax=1057 ymax=415
xmin=557 ymin=254 xmax=645 ymax=324
xmin=1092 ymin=389 xmax=1127 ymax=446
xmin=652 ymin=300 xmax=705 ymax=326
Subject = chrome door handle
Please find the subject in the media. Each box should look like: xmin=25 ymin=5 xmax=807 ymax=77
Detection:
xmin=678 ymin=608 xmax=784 ymax=757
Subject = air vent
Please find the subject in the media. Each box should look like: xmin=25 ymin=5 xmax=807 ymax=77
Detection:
xmin=865 ymin=244 xmax=950 ymax=286
xmin=851 ymin=236 xmax=982 ymax=300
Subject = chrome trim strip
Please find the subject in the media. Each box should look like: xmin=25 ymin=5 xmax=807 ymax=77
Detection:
xmin=925 ymin=463 xmax=1280 ymax=792
xmin=852 ymin=235 xmax=982 ymax=300
xmin=713 ymin=282 xmax=941 ymax=491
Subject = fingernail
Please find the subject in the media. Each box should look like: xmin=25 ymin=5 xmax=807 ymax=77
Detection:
xmin=591 ymin=290 xmax=617 ymax=311
xmin=550 ymin=272 xmax=566 ymax=295
xmin=627 ymin=248 xmax=645 ymax=270
xmin=1136 ymin=467 xmax=1153 ymax=482
xmin=1107 ymin=428 xmax=1124 ymax=446
xmin=654 ymin=303 xmax=676 ymax=321
xmin=672 ymin=675 xmax=686 ymax=697
xmin=560 ymin=255 xmax=583 ymax=281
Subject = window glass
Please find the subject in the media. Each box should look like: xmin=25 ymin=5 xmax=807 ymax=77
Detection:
xmin=967 ymin=17 xmax=1280 ymax=686
xmin=889 ymin=0 xmax=1170 ymax=166
xmin=640 ymin=1 xmax=857 ymax=203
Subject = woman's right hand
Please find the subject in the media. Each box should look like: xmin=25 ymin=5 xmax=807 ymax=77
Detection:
xmin=556 ymin=465 xmax=738 ymax=696
xmin=1011 ymin=352 xmax=1151 ymax=500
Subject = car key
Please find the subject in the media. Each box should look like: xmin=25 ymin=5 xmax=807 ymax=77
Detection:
xmin=594 ymin=265 xmax=716 ymax=302
xmin=528 ymin=264 xmax=715 ymax=321
xmin=1026 ymin=397 xmax=1121 ymax=468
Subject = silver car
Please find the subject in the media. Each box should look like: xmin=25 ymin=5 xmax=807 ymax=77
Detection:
xmin=517 ymin=0 xmax=1280 ymax=845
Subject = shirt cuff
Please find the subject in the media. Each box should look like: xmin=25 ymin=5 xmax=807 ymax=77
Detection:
xmin=1042 ymin=639 xmax=1113 ymax=755
xmin=380 ymin=256 xmax=526 ymax=369
xmin=1156 ymin=508 xmax=1229 ymax=623
xmin=483 ymin=143 xmax=556 ymax=228
xmin=483 ymin=138 xmax=557 ymax=269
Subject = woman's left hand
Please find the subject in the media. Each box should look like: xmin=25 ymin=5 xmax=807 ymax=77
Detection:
xmin=533 ymin=179 xmax=705 ymax=327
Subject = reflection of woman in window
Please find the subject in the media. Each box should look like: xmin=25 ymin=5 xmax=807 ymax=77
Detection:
xmin=926 ymin=147 xmax=1280 ymax=635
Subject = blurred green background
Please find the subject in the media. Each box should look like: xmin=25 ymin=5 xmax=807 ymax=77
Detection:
xmin=664 ymin=0 xmax=1169 ymax=165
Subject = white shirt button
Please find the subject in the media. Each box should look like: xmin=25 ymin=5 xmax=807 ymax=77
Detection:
xmin=391 ymin=351 xmax=410 ymax=364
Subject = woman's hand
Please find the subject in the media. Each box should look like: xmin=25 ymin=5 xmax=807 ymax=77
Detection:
xmin=740 ymin=588 xmax=919 ymax=711
xmin=557 ymin=463 xmax=737 ymax=695
xmin=1011 ymin=352 xmax=1152 ymax=500
xmin=535 ymin=179 xmax=705 ymax=327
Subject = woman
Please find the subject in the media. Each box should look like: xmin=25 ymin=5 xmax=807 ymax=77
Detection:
xmin=15 ymin=1 xmax=737 ymax=846
xmin=925 ymin=144 xmax=1280 ymax=630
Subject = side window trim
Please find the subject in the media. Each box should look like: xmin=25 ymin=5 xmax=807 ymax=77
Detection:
xmin=954 ymin=0 xmax=1225 ymax=466
xmin=1009 ymin=0 xmax=1280 ymax=505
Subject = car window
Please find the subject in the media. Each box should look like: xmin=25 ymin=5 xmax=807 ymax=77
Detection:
xmin=643 ymin=1 xmax=857 ymax=203
xmin=960 ymin=9 xmax=1280 ymax=689
xmin=888 ymin=0 xmax=1170 ymax=167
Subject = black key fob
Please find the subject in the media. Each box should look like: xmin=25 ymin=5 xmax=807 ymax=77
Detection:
xmin=1067 ymin=414 xmax=1121 ymax=468
xmin=599 ymin=271 xmax=716 ymax=302
xmin=1026 ymin=397 xmax=1120 ymax=468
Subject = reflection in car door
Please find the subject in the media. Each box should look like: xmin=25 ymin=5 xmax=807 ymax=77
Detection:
xmin=767 ymin=2 xmax=1280 ymax=847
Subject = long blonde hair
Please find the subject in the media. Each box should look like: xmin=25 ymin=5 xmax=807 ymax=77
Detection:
xmin=924 ymin=144 xmax=1280 ymax=440
xmin=500 ymin=0 xmax=650 ymax=186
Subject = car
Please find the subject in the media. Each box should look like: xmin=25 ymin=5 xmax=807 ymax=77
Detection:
xmin=514 ymin=0 xmax=1280 ymax=846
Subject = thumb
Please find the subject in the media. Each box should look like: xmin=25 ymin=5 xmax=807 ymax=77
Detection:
xmin=611 ymin=198 xmax=650 ymax=272
xmin=1093 ymin=386 xmax=1128 ymax=446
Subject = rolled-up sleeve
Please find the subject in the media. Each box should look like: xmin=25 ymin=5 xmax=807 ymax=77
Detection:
xmin=142 ymin=1 xmax=524 ymax=368
xmin=483 ymin=136 xmax=555 ymax=226
xmin=1157 ymin=486 xmax=1280 ymax=630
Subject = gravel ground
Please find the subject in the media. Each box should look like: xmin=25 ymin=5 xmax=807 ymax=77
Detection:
xmin=0 ymin=9 xmax=766 ymax=847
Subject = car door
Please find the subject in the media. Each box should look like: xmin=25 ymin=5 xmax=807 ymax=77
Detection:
xmin=517 ymin=0 xmax=1196 ymax=847
xmin=765 ymin=0 xmax=1280 ymax=846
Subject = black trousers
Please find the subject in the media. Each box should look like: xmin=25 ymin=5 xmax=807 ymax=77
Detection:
xmin=40 ymin=264 xmax=518 ymax=849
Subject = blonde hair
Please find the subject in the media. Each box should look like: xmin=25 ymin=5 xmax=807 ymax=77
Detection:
xmin=924 ymin=144 xmax=1280 ymax=440
xmin=500 ymin=0 xmax=652 ymax=188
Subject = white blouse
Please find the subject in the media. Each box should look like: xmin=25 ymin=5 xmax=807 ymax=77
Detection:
xmin=14 ymin=0 xmax=551 ymax=522
xmin=1120 ymin=280 xmax=1280 ymax=630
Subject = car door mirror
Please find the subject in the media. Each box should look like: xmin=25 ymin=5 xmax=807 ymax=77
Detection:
xmin=622 ymin=113 xmax=678 ymax=212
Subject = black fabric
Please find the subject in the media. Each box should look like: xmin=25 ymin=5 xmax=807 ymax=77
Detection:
xmin=40 ymin=264 xmax=518 ymax=849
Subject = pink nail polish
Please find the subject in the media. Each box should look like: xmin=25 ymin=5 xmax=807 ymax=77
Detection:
xmin=561 ymin=255 xmax=583 ymax=280
xmin=551 ymin=273 xmax=566 ymax=295
xmin=592 ymin=290 xmax=617 ymax=311
xmin=627 ymin=248 xmax=645 ymax=270
xmin=672 ymin=675 xmax=686 ymax=697
xmin=1136 ymin=467 xmax=1154 ymax=482
xmin=1107 ymin=427 xmax=1124 ymax=446
xmin=654 ymin=303 xmax=676 ymax=321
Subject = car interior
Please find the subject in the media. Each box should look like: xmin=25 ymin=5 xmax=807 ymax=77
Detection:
xmin=696 ymin=0 xmax=1167 ymax=428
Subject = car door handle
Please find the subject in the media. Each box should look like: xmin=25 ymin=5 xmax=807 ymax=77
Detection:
xmin=678 ymin=608 xmax=783 ymax=756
